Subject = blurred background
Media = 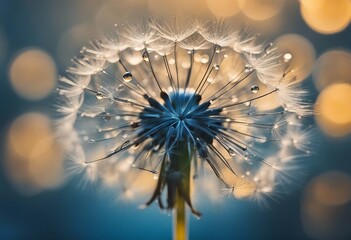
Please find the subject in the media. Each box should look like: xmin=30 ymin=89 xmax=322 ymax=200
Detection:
xmin=0 ymin=0 xmax=351 ymax=239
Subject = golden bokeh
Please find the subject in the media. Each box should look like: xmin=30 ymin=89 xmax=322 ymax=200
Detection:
xmin=316 ymin=83 xmax=351 ymax=137
xmin=311 ymin=172 xmax=351 ymax=206
xmin=206 ymin=0 xmax=240 ymax=18
xmin=275 ymin=34 xmax=316 ymax=82
xmin=313 ymin=50 xmax=351 ymax=91
xmin=237 ymin=0 xmax=285 ymax=21
xmin=6 ymin=113 xmax=65 ymax=195
xmin=9 ymin=49 xmax=57 ymax=101
xmin=300 ymin=0 xmax=351 ymax=34
xmin=302 ymin=171 xmax=351 ymax=239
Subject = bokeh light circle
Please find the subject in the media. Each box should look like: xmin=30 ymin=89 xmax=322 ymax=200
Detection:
xmin=313 ymin=50 xmax=351 ymax=91
xmin=300 ymin=0 xmax=351 ymax=34
xmin=9 ymin=49 xmax=57 ymax=101
xmin=206 ymin=0 xmax=240 ymax=18
xmin=6 ymin=112 xmax=65 ymax=195
xmin=275 ymin=34 xmax=316 ymax=82
xmin=237 ymin=0 xmax=285 ymax=21
xmin=302 ymin=171 xmax=351 ymax=239
xmin=316 ymin=83 xmax=351 ymax=137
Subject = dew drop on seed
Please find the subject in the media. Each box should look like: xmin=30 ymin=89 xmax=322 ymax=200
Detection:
xmin=117 ymin=84 xmax=125 ymax=92
xmin=103 ymin=114 xmax=111 ymax=121
xmin=228 ymin=148 xmax=236 ymax=156
xmin=96 ymin=92 xmax=104 ymax=99
xmin=215 ymin=45 xmax=221 ymax=54
xmin=142 ymin=51 xmax=149 ymax=62
xmin=250 ymin=85 xmax=259 ymax=93
xmin=123 ymin=72 xmax=133 ymax=82
xmin=283 ymin=52 xmax=293 ymax=62
xmin=214 ymin=64 xmax=220 ymax=70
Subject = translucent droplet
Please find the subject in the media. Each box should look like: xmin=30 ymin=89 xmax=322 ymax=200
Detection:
xmin=96 ymin=92 xmax=104 ymax=99
xmin=187 ymin=50 xmax=192 ymax=55
xmin=214 ymin=64 xmax=220 ymax=70
xmin=123 ymin=72 xmax=133 ymax=82
xmin=142 ymin=51 xmax=149 ymax=62
xmin=244 ymin=64 xmax=253 ymax=72
xmin=168 ymin=58 xmax=175 ymax=65
xmin=117 ymin=84 xmax=125 ymax=92
xmin=250 ymin=85 xmax=259 ymax=93
xmin=215 ymin=45 xmax=222 ymax=54
xmin=283 ymin=52 xmax=293 ymax=62
xmin=103 ymin=114 xmax=111 ymax=121
xmin=201 ymin=54 xmax=209 ymax=64
xmin=228 ymin=148 xmax=236 ymax=156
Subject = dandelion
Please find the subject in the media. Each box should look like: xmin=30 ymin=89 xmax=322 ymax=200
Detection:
xmin=55 ymin=17 xmax=312 ymax=240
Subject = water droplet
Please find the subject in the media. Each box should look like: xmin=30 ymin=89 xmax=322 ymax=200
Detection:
xmin=123 ymin=72 xmax=133 ymax=82
xmin=96 ymin=92 xmax=104 ymax=99
xmin=201 ymin=54 xmax=209 ymax=64
xmin=142 ymin=51 xmax=149 ymax=62
xmin=228 ymin=148 xmax=236 ymax=156
xmin=215 ymin=45 xmax=221 ymax=54
xmin=214 ymin=64 xmax=220 ymax=70
xmin=187 ymin=50 xmax=192 ymax=54
xmin=244 ymin=64 xmax=253 ymax=72
xmin=283 ymin=52 xmax=293 ymax=62
xmin=168 ymin=58 xmax=175 ymax=65
xmin=103 ymin=114 xmax=111 ymax=121
xmin=250 ymin=85 xmax=259 ymax=93
xmin=117 ymin=84 xmax=125 ymax=92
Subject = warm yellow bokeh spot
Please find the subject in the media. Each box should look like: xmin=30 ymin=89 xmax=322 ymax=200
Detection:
xmin=206 ymin=0 xmax=240 ymax=18
xmin=9 ymin=49 xmax=57 ymax=101
xmin=275 ymin=34 xmax=316 ymax=82
xmin=316 ymin=83 xmax=351 ymax=137
xmin=302 ymin=171 xmax=351 ymax=239
xmin=311 ymin=172 xmax=351 ymax=206
xmin=313 ymin=50 xmax=351 ymax=91
xmin=300 ymin=0 xmax=351 ymax=34
xmin=6 ymin=113 xmax=65 ymax=195
xmin=237 ymin=0 xmax=285 ymax=21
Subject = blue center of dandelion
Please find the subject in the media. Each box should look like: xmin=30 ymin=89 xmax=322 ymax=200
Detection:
xmin=138 ymin=91 xmax=222 ymax=147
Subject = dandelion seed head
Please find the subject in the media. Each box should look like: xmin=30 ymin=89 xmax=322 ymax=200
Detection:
xmin=55 ymin=17 xmax=313 ymax=214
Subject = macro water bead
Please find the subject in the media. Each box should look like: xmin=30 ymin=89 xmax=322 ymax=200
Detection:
xmin=55 ymin=18 xmax=312 ymax=215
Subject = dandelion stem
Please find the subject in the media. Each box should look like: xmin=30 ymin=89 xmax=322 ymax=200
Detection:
xmin=174 ymin=191 xmax=187 ymax=240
